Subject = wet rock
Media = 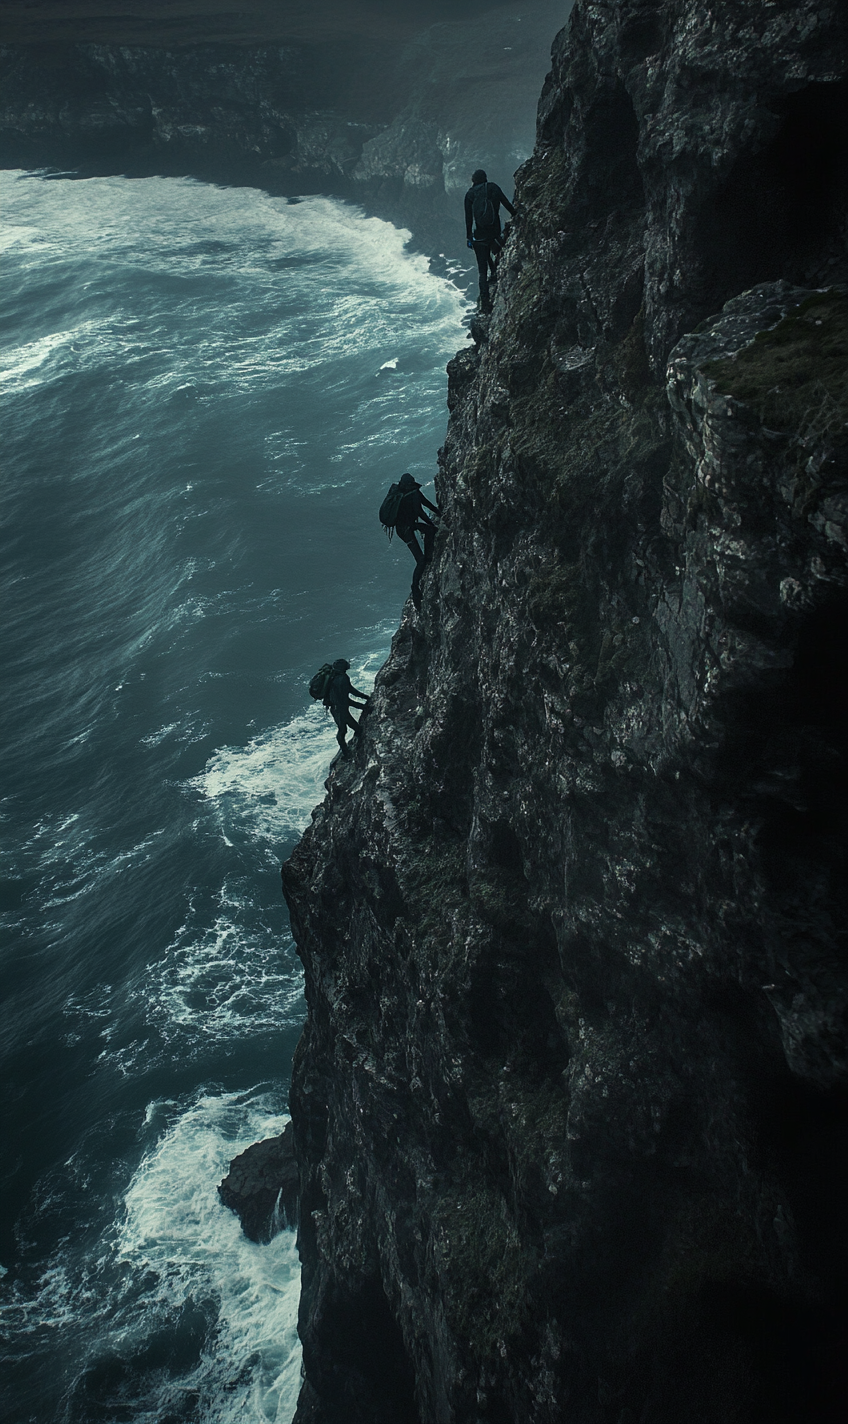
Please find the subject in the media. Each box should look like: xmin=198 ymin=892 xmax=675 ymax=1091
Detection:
xmin=282 ymin=3 xmax=848 ymax=1422
xmin=218 ymin=1121 xmax=298 ymax=1243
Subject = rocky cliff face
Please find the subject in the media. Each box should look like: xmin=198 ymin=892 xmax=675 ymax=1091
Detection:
xmin=282 ymin=2 xmax=848 ymax=1421
xmin=0 ymin=2 xmax=564 ymax=248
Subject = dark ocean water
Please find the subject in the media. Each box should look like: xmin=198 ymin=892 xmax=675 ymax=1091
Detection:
xmin=0 ymin=170 xmax=469 ymax=1422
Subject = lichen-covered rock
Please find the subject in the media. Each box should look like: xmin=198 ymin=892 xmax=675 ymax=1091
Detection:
xmin=218 ymin=1122 xmax=298 ymax=1243
xmin=282 ymin=3 xmax=848 ymax=1422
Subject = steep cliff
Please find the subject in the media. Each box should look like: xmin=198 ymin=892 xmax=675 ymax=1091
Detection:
xmin=282 ymin=2 xmax=848 ymax=1421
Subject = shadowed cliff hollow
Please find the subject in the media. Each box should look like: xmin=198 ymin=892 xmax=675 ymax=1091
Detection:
xmin=281 ymin=1 xmax=848 ymax=1421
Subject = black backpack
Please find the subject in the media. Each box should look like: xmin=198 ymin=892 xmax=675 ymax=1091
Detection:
xmin=472 ymin=181 xmax=496 ymax=230
xmin=379 ymin=482 xmax=409 ymax=539
xmin=309 ymin=663 xmax=334 ymax=703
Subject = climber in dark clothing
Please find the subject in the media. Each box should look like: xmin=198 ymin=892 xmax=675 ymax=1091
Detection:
xmin=395 ymin=472 xmax=440 ymax=610
xmin=464 ymin=168 xmax=516 ymax=311
xmin=326 ymin=658 xmax=368 ymax=758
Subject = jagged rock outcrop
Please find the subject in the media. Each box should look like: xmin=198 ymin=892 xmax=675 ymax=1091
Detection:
xmin=282 ymin=2 xmax=848 ymax=1422
xmin=218 ymin=1121 xmax=299 ymax=1243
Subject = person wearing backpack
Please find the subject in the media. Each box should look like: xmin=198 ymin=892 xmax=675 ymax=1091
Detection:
xmin=382 ymin=472 xmax=440 ymax=610
xmin=464 ymin=168 xmax=516 ymax=312
xmin=325 ymin=658 xmax=369 ymax=759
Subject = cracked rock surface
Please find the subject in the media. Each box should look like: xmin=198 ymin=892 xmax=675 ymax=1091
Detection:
xmin=282 ymin=2 xmax=848 ymax=1421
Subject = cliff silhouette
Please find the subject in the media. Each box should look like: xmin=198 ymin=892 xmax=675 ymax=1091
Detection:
xmin=280 ymin=2 xmax=848 ymax=1420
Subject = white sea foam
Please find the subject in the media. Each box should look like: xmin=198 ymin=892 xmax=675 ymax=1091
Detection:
xmin=0 ymin=324 xmax=93 ymax=387
xmin=116 ymin=1092 xmax=302 ymax=1423
xmin=0 ymin=218 xmax=50 ymax=253
xmin=0 ymin=1093 xmax=302 ymax=1421
xmin=195 ymin=706 xmax=337 ymax=845
xmin=133 ymin=646 xmax=387 ymax=1046
xmin=0 ymin=172 xmax=470 ymax=402
xmin=140 ymin=720 xmax=182 ymax=747
xmin=140 ymin=888 xmax=303 ymax=1047
xmin=193 ymin=643 xmax=388 ymax=846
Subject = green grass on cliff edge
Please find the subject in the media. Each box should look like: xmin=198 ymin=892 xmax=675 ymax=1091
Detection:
xmin=703 ymin=288 xmax=848 ymax=443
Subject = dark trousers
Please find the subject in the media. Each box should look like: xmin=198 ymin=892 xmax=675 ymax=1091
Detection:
xmin=473 ymin=232 xmax=502 ymax=306
xmin=400 ymin=521 xmax=435 ymax=607
xmin=330 ymin=704 xmax=360 ymax=753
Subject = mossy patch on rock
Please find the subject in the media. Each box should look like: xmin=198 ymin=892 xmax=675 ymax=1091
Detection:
xmin=704 ymin=288 xmax=848 ymax=441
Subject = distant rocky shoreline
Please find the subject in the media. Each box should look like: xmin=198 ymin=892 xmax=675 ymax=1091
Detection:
xmin=0 ymin=2 xmax=565 ymax=255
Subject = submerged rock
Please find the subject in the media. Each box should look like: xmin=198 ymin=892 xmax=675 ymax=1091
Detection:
xmin=218 ymin=1121 xmax=298 ymax=1243
xmin=282 ymin=2 xmax=848 ymax=1421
